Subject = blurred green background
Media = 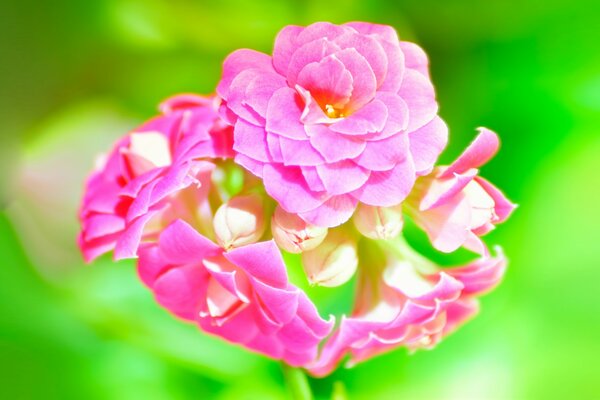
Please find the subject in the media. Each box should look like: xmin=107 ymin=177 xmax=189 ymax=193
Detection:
xmin=2 ymin=0 xmax=600 ymax=399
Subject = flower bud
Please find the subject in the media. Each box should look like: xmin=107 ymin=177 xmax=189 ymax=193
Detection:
xmin=353 ymin=204 xmax=403 ymax=240
xmin=301 ymin=231 xmax=358 ymax=287
xmin=213 ymin=194 xmax=266 ymax=249
xmin=271 ymin=206 xmax=328 ymax=253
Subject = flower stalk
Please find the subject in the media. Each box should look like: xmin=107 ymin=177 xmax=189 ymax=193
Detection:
xmin=281 ymin=363 xmax=313 ymax=400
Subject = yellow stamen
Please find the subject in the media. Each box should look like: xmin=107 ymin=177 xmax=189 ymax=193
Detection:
xmin=325 ymin=104 xmax=344 ymax=118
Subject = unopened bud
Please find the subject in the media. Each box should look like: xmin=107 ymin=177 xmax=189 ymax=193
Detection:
xmin=271 ymin=206 xmax=328 ymax=253
xmin=301 ymin=231 xmax=358 ymax=287
xmin=353 ymin=204 xmax=403 ymax=240
xmin=213 ymin=194 xmax=265 ymax=249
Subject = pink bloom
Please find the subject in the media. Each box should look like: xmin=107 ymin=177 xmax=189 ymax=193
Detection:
xmin=217 ymin=22 xmax=448 ymax=227
xmin=407 ymin=128 xmax=516 ymax=254
xmin=308 ymin=248 xmax=506 ymax=377
xmin=78 ymin=94 xmax=233 ymax=262
xmin=138 ymin=219 xmax=334 ymax=366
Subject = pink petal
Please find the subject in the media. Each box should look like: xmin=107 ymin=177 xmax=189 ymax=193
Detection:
xmin=333 ymin=31 xmax=388 ymax=88
xmin=441 ymin=128 xmax=500 ymax=178
xmin=409 ymin=116 xmax=449 ymax=175
xmin=353 ymin=133 xmax=409 ymax=171
xmin=265 ymin=87 xmax=308 ymax=140
xmin=287 ymin=38 xmax=341 ymax=87
xmin=400 ymin=42 xmax=430 ymax=77
xmin=299 ymin=194 xmax=358 ymax=227
xmin=399 ymin=69 xmax=438 ymax=132
xmin=153 ymin=264 xmax=207 ymax=320
xmin=279 ymin=136 xmax=326 ymax=166
xmin=308 ymin=125 xmax=366 ymax=162
xmin=263 ymin=164 xmax=326 ymax=213
xmin=225 ymin=240 xmax=288 ymax=287
xmin=157 ymin=219 xmax=221 ymax=264
xmin=351 ymin=157 xmax=416 ymax=207
xmin=232 ymin=119 xmax=271 ymax=162
xmin=217 ymin=49 xmax=275 ymax=99
xmin=273 ymin=25 xmax=304 ymax=75
xmin=300 ymin=166 xmax=326 ymax=192
xmin=420 ymin=170 xmax=478 ymax=211
xmin=329 ymin=99 xmax=388 ymax=136
xmin=159 ymin=93 xmax=214 ymax=114
xmin=413 ymin=193 xmax=472 ymax=253
xmin=474 ymin=176 xmax=517 ymax=222
xmin=316 ymin=161 xmax=370 ymax=195
xmin=334 ymin=48 xmax=377 ymax=112
xmin=297 ymin=55 xmax=354 ymax=109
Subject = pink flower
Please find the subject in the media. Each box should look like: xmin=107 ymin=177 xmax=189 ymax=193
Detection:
xmin=308 ymin=246 xmax=506 ymax=377
xmin=78 ymin=94 xmax=233 ymax=262
xmin=406 ymin=128 xmax=516 ymax=254
xmin=138 ymin=219 xmax=334 ymax=366
xmin=217 ymin=22 xmax=448 ymax=227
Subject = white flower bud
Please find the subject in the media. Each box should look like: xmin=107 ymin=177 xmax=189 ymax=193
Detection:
xmin=301 ymin=231 xmax=358 ymax=287
xmin=271 ymin=206 xmax=328 ymax=253
xmin=353 ymin=204 xmax=403 ymax=240
xmin=213 ymin=194 xmax=265 ymax=249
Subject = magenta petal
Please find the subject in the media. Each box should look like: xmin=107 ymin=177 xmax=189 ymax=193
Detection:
xmin=344 ymin=22 xmax=399 ymax=43
xmin=137 ymin=244 xmax=172 ymax=287
xmin=158 ymin=219 xmax=220 ymax=264
xmin=354 ymin=133 xmax=409 ymax=171
xmin=399 ymin=69 xmax=438 ymax=132
xmin=263 ymin=164 xmax=326 ymax=213
xmin=266 ymin=133 xmax=284 ymax=163
xmin=82 ymin=214 xmax=125 ymax=241
xmin=225 ymin=240 xmax=288 ymax=287
xmin=153 ymin=264 xmax=207 ymax=320
xmin=330 ymin=99 xmax=388 ymax=136
xmin=409 ymin=116 xmax=448 ymax=175
xmin=217 ymin=49 xmax=274 ymax=99
xmin=442 ymin=128 xmax=500 ymax=177
xmin=376 ymin=92 xmax=409 ymax=139
xmin=316 ymin=161 xmax=370 ymax=195
xmin=296 ymin=22 xmax=350 ymax=45
xmin=233 ymin=119 xmax=271 ymax=162
xmin=299 ymin=195 xmax=358 ymax=227
xmin=159 ymin=93 xmax=213 ymax=114
xmin=265 ymin=87 xmax=308 ymax=140
xmin=351 ymin=157 xmax=416 ymax=207
xmin=308 ymin=125 xmax=366 ymax=162
xmin=244 ymin=71 xmax=287 ymax=117
xmin=114 ymin=210 xmax=158 ymax=260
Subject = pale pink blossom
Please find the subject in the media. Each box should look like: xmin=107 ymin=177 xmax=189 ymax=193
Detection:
xmin=406 ymin=128 xmax=516 ymax=254
xmin=301 ymin=230 xmax=359 ymax=287
xmin=217 ymin=22 xmax=448 ymax=227
xmin=271 ymin=206 xmax=328 ymax=253
xmin=352 ymin=203 xmax=404 ymax=240
xmin=213 ymin=193 xmax=266 ymax=249
xmin=78 ymin=94 xmax=233 ymax=261
xmin=308 ymin=247 xmax=506 ymax=376
xmin=137 ymin=219 xmax=334 ymax=366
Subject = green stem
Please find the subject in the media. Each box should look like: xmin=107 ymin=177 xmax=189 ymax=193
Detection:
xmin=281 ymin=363 xmax=314 ymax=400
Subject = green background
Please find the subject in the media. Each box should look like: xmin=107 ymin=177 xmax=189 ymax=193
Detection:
xmin=2 ymin=0 xmax=599 ymax=398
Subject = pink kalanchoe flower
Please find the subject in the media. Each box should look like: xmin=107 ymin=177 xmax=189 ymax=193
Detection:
xmin=308 ymin=245 xmax=506 ymax=377
xmin=78 ymin=94 xmax=233 ymax=262
xmin=406 ymin=128 xmax=516 ymax=254
xmin=217 ymin=22 xmax=448 ymax=227
xmin=138 ymin=219 xmax=334 ymax=366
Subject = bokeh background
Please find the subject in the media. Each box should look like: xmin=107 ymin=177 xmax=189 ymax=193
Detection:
xmin=2 ymin=0 xmax=600 ymax=399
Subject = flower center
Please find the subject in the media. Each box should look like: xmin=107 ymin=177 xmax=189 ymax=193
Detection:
xmin=324 ymin=104 xmax=344 ymax=118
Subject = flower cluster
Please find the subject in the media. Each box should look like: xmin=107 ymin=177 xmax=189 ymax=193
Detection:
xmin=78 ymin=22 xmax=514 ymax=375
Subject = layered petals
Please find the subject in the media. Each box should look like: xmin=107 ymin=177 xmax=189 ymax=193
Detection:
xmin=218 ymin=22 xmax=446 ymax=227
xmin=308 ymin=246 xmax=507 ymax=376
xmin=138 ymin=220 xmax=334 ymax=366
xmin=78 ymin=94 xmax=233 ymax=261
xmin=407 ymin=129 xmax=516 ymax=254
